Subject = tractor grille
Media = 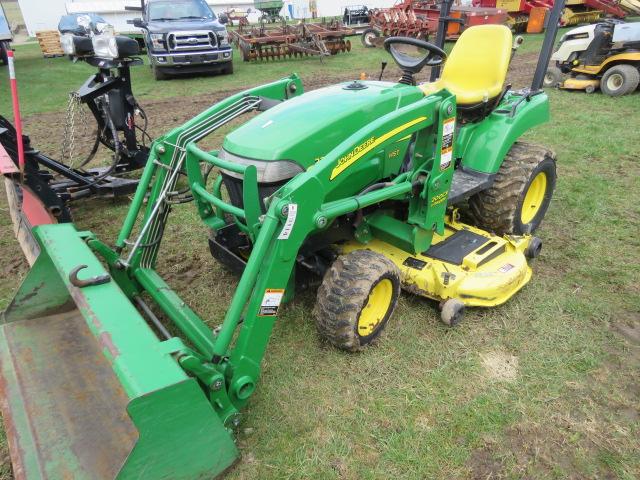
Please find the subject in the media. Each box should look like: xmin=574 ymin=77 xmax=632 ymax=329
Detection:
xmin=221 ymin=173 xmax=286 ymax=213
xmin=167 ymin=31 xmax=217 ymax=52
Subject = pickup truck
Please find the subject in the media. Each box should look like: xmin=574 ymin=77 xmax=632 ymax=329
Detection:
xmin=132 ymin=0 xmax=233 ymax=80
xmin=0 ymin=2 xmax=12 ymax=66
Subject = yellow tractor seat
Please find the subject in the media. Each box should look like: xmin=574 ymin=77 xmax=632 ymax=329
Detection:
xmin=420 ymin=25 xmax=513 ymax=106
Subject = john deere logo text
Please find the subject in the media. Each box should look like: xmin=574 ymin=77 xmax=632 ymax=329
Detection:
xmin=330 ymin=137 xmax=375 ymax=179
xmin=330 ymin=116 xmax=427 ymax=180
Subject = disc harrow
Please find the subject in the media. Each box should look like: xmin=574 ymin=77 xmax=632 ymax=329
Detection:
xmin=230 ymin=20 xmax=353 ymax=61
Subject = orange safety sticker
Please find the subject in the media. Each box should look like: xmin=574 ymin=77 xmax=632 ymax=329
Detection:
xmin=258 ymin=288 xmax=285 ymax=316
xmin=440 ymin=117 xmax=455 ymax=170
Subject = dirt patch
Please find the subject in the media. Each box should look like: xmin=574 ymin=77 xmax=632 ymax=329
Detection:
xmin=611 ymin=317 xmax=640 ymax=346
xmin=480 ymin=351 xmax=519 ymax=382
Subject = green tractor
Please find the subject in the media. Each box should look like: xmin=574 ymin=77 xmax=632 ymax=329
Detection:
xmin=0 ymin=1 xmax=564 ymax=478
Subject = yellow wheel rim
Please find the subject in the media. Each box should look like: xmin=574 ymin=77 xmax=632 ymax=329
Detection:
xmin=520 ymin=172 xmax=547 ymax=224
xmin=357 ymin=279 xmax=393 ymax=337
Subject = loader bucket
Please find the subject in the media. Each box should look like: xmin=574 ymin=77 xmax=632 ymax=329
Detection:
xmin=0 ymin=224 xmax=239 ymax=479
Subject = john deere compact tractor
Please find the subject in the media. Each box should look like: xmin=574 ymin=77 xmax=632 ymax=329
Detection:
xmin=0 ymin=1 xmax=563 ymax=477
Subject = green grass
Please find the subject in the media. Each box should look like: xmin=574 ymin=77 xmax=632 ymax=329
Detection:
xmin=0 ymin=28 xmax=639 ymax=480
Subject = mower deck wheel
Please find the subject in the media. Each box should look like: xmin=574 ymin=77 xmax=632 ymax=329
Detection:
xmin=470 ymin=142 xmax=556 ymax=236
xmin=600 ymin=65 xmax=639 ymax=97
xmin=314 ymin=249 xmax=400 ymax=352
xmin=440 ymin=299 xmax=465 ymax=327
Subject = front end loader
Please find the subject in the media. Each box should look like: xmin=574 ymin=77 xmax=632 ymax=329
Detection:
xmin=0 ymin=1 xmax=564 ymax=477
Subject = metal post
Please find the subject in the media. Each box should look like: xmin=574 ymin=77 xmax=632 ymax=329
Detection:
xmin=430 ymin=0 xmax=455 ymax=82
xmin=6 ymin=51 xmax=25 ymax=175
xmin=531 ymin=0 xmax=566 ymax=91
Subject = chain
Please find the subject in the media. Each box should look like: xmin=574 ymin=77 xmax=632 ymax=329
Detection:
xmin=60 ymin=92 xmax=89 ymax=168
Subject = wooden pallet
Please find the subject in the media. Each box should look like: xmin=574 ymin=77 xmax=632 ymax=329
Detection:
xmin=35 ymin=30 xmax=64 ymax=57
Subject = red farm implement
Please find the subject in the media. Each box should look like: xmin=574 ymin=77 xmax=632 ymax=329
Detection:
xmin=362 ymin=0 xmax=507 ymax=47
xmin=473 ymin=0 xmax=628 ymax=33
xmin=229 ymin=20 xmax=354 ymax=61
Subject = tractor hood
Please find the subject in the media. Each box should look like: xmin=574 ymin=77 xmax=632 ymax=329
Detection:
xmin=221 ymin=81 xmax=424 ymax=171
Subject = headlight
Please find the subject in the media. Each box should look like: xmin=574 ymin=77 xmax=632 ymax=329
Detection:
xmin=150 ymin=33 xmax=166 ymax=51
xmin=92 ymin=35 xmax=119 ymax=59
xmin=60 ymin=33 xmax=76 ymax=55
xmin=218 ymin=30 xmax=229 ymax=46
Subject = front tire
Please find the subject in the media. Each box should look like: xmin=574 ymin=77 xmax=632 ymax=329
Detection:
xmin=221 ymin=61 xmax=233 ymax=75
xmin=543 ymin=66 xmax=563 ymax=88
xmin=153 ymin=66 xmax=169 ymax=81
xmin=0 ymin=41 xmax=9 ymax=66
xmin=470 ymin=142 xmax=556 ymax=235
xmin=600 ymin=65 xmax=639 ymax=97
xmin=314 ymin=249 xmax=400 ymax=352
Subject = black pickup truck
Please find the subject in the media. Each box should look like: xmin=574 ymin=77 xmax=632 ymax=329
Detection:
xmin=132 ymin=0 xmax=233 ymax=80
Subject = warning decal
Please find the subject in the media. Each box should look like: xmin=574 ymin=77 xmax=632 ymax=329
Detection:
xmin=278 ymin=204 xmax=298 ymax=240
xmin=498 ymin=263 xmax=514 ymax=273
xmin=258 ymin=289 xmax=285 ymax=316
xmin=440 ymin=118 xmax=455 ymax=171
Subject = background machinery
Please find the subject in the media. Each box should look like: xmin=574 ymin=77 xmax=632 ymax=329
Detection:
xmin=0 ymin=32 xmax=150 ymax=264
xmin=362 ymin=0 xmax=507 ymax=47
xmin=544 ymin=20 xmax=640 ymax=95
xmin=0 ymin=0 xmax=565 ymax=478
xmin=474 ymin=0 xmax=634 ymax=32
xmin=230 ymin=19 xmax=353 ymax=61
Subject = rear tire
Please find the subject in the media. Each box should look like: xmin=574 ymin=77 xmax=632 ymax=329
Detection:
xmin=543 ymin=66 xmax=563 ymax=88
xmin=314 ymin=249 xmax=400 ymax=352
xmin=361 ymin=28 xmax=380 ymax=48
xmin=600 ymin=65 xmax=639 ymax=97
xmin=470 ymin=142 xmax=556 ymax=236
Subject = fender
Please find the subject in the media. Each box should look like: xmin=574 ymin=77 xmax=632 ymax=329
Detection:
xmin=456 ymin=91 xmax=549 ymax=174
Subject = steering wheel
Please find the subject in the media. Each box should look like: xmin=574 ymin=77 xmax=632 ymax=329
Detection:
xmin=384 ymin=37 xmax=447 ymax=74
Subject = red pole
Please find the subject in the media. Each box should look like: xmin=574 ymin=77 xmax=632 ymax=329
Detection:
xmin=7 ymin=50 xmax=25 ymax=175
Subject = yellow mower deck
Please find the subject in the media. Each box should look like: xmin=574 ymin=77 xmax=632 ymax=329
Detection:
xmin=343 ymin=217 xmax=533 ymax=308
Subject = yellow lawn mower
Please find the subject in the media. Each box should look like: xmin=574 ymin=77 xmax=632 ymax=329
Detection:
xmin=544 ymin=20 xmax=640 ymax=96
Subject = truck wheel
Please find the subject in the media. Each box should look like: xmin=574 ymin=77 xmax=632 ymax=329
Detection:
xmin=543 ymin=66 xmax=562 ymax=88
xmin=222 ymin=61 xmax=233 ymax=75
xmin=361 ymin=28 xmax=379 ymax=48
xmin=470 ymin=142 xmax=556 ymax=236
xmin=314 ymin=249 xmax=400 ymax=352
xmin=0 ymin=42 xmax=8 ymax=66
xmin=153 ymin=66 xmax=169 ymax=81
xmin=600 ymin=65 xmax=639 ymax=97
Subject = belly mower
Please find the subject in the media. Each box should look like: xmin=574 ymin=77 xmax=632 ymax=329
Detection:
xmin=0 ymin=1 xmax=564 ymax=477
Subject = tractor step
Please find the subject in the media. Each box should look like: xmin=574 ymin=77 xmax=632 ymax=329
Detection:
xmin=448 ymin=168 xmax=494 ymax=205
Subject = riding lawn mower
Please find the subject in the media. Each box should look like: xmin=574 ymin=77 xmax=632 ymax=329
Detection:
xmin=0 ymin=1 xmax=563 ymax=478
xmin=544 ymin=20 xmax=640 ymax=96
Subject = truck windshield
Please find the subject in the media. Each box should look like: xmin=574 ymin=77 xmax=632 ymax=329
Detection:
xmin=149 ymin=0 xmax=215 ymax=21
